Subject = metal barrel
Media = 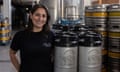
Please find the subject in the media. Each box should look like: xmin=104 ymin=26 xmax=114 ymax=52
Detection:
xmin=54 ymin=31 xmax=78 ymax=72
xmin=92 ymin=4 xmax=108 ymax=32
xmin=78 ymin=31 xmax=102 ymax=72
xmin=85 ymin=6 xmax=94 ymax=27
xmin=0 ymin=22 xmax=10 ymax=45
xmin=107 ymin=4 xmax=120 ymax=32
xmin=107 ymin=4 xmax=120 ymax=18
xmin=62 ymin=0 xmax=84 ymax=20
xmin=93 ymin=4 xmax=108 ymax=17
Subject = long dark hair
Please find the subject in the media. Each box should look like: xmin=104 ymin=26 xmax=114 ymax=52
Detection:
xmin=27 ymin=4 xmax=50 ymax=33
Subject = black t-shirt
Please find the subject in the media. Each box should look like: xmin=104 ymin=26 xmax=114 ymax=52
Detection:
xmin=10 ymin=30 xmax=54 ymax=72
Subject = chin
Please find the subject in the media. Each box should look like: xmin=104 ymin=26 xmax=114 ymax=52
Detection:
xmin=36 ymin=25 xmax=44 ymax=28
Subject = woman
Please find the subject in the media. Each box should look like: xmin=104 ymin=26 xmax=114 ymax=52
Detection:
xmin=9 ymin=4 xmax=54 ymax=72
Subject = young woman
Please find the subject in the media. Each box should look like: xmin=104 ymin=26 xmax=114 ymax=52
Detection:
xmin=9 ymin=4 xmax=54 ymax=72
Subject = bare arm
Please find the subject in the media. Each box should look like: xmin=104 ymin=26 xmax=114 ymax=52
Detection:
xmin=9 ymin=49 xmax=20 ymax=72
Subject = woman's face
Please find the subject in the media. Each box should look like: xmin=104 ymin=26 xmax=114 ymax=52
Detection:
xmin=30 ymin=8 xmax=47 ymax=29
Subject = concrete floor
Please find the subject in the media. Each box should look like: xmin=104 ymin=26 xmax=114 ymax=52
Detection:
xmin=0 ymin=43 xmax=17 ymax=72
xmin=0 ymin=30 xmax=18 ymax=72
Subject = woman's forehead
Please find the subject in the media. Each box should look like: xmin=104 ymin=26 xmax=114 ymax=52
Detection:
xmin=34 ymin=8 xmax=47 ymax=13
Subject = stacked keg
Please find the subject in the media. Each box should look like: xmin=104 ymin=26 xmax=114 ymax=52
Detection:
xmin=92 ymin=4 xmax=108 ymax=72
xmin=54 ymin=24 xmax=78 ymax=72
xmin=107 ymin=4 xmax=120 ymax=72
xmin=53 ymin=23 xmax=103 ymax=72
xmin=79 ymin=31 xmax=102 ymax=72
xmin=85 ymin=6 xmax=94 ymax=28
xmin=0 ymin=18 xmax=11 ymax=45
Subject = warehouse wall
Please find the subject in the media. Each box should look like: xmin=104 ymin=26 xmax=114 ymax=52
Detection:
xmin=92 ymin=0 xmax=120 ymax=5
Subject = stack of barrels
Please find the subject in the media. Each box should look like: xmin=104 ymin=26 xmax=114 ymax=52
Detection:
xmin=92 ymin=5 xmax=108 ymax=72
xmin=53 ymin=23 xmax=103 ymax=72
xmin=0 ymin=18 xmax=11 ymax=45
xmin=85 ymin=4 xmax=108 ymax=72
xmin=107 ymin=4 xmax=120 ymax=72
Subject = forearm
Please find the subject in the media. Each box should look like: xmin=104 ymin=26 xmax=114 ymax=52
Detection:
xmin=9 ymin=49 xmax=20 ymax=71
xmin=11 ymin=55 xmax=20 ymax=71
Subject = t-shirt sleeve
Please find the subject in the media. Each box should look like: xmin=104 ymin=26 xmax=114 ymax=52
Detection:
xmin=10 ymin=31 xmax=22 ymax=51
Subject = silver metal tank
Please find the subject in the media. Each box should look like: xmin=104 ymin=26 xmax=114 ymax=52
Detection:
xmin=107 ymin=4 xmax=120 ymax=32
xmin=13 ymin=0 xmax=84 ymax=26
xmin=61 ymin=0 xmax=84 ymax=20
xmin=79 ymin=31 xmax=102 ymax=72
xmin=0 ymin=23 xmax=10 ymax=45
xmin=92 ymin=4 xmax=108 ymax=31
xmin=54 ymin=31 xmax=78 ymax=72
xmin=85 ymin=6 xmax=94 ymax=27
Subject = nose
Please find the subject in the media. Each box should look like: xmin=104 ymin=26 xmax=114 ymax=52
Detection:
xmin=39 ymin=15 xmax=44 ymax=20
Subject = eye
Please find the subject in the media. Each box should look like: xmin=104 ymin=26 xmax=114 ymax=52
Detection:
xmin=34 ymin=13 xmax=47 ymax=18
xmin=42 ymin=14 xmax=47 ymax=18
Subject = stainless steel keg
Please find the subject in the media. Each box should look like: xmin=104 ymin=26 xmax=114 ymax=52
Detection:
xmin=0 ymin=27 xmax=10 ymax=45
xmin=93 ymin=4 xmax=108 ymax=17
xmin=79 ymin=31 xmax=102 ymax=72
xmin=108 ymin=4 xmax=120 ymax=32
xmin=107 ymin=4 xmax=120 ymax=18
xmin=85 ymin=6 xmax=94 ymax=27
xmin=62 ymin=0 xmax=84 ymax=20
xmin=0 ymin=20 xmax=10 ymax=45
xmin=92 ymin=4 xmax=108 ymax=32
xmin=54 ymin=31 xmax=78 ymax=72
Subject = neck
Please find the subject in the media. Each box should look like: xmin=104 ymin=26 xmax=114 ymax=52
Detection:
xmin=33 ymin=27 xmax=43 ymax=32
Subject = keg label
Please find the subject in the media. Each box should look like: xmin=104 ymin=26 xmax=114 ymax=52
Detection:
xmin=87 ymin=48 xmax=101 ymax=66
xmin=55 ymin=47 xmax=77 ymax=68
xmin=79 ymin=46 xmax=102 ymax=67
